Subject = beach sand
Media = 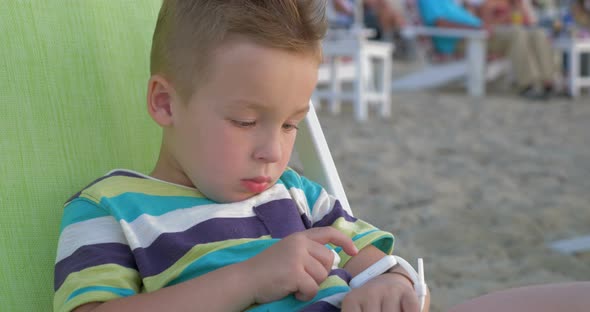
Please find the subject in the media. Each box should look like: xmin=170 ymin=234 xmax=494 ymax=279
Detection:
xmin=310 ymin=90 xmax=590 ymax=311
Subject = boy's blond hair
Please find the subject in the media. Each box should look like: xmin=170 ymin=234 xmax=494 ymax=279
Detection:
xmin=150 ymin=0 xmax=328 ymax=100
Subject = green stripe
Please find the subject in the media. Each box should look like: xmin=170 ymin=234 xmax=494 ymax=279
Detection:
xmin=143 ymin=237 xmax=273 ymax=291
xmin=54 ymin=264 xmax=140 ymax=311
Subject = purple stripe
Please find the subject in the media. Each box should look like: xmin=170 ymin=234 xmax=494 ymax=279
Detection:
xmin=133 ymin=199 xmax=310 ymax=277
xmin=54 ymin=243 xmax=137 ymax=290
xmin=328 ymin=268 xmax=352 ymax=283
xmin=301 ymin=212 xmax=312 ymax=229
xmin=313 ymin=200 xmax=357 ymax=228
xmin=133 ymin=216 xmax=270 ymax=277
xmin=300 ymin=301 xmax=340 ymax=312
xmin=65 ymin=170 xmax=146 ymax=204
xmin=253 ymin=199 xmax=308 ymax=238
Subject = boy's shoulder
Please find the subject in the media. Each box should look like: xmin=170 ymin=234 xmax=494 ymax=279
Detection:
xmin=65 ymin=169 xmax=199 ymax=206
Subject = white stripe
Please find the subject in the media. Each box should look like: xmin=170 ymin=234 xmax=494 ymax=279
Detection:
xmin=311 ymin=189 xmax=339 ymax=224
xmin=56 ymin=216 xmax=127 ymax=263
xmin=288 ymin=187 xmax=312 ymax=218
xmin=122 ymin=183 xmax=292 ymax=249
xmin=318 ymin=292 xmax=346 ymax=308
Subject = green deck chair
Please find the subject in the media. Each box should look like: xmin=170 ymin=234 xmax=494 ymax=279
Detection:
xmin=1 ymin=1 xmax=162 ymax=310
xmin=0 ymin=1 xmax=350 ymax=310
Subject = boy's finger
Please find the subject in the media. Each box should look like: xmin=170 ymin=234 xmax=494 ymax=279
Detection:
xmin=304 ymin=256 xmax=330 ymax=285
xmin=294 ymin=274 xmax=320 ymax=302
xmin=381 ymin=295 xmax=399 ymax=312
xmin=307 ymin=241 xmax=336 ymax=270
xmin=304 ymin=227 xmax=358 ymax=256
xmin=401 ymin=291 xmax=421 ymax=312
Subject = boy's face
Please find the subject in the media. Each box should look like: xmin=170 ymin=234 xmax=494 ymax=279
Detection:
xmin=165 ymin=39 xmax=318 ymax=203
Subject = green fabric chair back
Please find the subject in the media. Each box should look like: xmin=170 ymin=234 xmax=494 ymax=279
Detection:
xmin=1 ymin=1 xmax=162 ymax=310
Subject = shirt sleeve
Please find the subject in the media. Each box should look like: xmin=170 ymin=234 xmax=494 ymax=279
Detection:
xmin=296 ymin=173 xmax=395 ymax=266
xmin=54 ymin=197 xmax=140 ymax=312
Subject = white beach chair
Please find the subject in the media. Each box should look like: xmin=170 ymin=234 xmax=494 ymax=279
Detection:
xmin=553 ymin=37 xmax=590 ymax=98
xmin=315 ymin=1 xmax=394 ymax=121
xmin=296 ymin=104 xmax=352 ymax=213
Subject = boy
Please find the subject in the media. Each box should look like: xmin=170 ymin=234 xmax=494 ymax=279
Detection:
xmin=54 ymin=1 xmax=427 ymax=311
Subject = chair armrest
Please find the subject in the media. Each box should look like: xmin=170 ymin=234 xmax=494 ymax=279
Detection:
xmin=403 ymin=26 xmax=488 ymax=40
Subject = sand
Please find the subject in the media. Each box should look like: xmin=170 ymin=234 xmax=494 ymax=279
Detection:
xmin=310 ymin=89 xmax=590 ymax=311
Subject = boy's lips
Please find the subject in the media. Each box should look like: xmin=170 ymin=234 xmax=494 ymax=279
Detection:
xmin=241 ymin=176 xmax=271 ymax=193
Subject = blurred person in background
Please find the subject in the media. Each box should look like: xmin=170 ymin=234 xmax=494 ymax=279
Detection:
xmin=416 ymin=0 xmax=482 ymax=59
xmin=466 ymin=0 xmax=557 ymax=99
xmin=330 ymin=0 xmax=410 ymax=58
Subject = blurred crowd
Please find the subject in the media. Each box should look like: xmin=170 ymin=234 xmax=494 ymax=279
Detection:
xmin=328 ymin=0 xmax=590 ymax=99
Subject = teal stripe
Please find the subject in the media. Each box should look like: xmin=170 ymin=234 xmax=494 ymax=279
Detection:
xmin=166 ymin=239 xmax=278 ymax=287
xmin=103 ymin=193 xmax=215 ymax=223
xmin=61 ymin=193 xmax=216 ymax=230
xmin=372 ymin=234 xmax=395 ymax=254
xmin=299 ymin=175 xmax=323 ymax=214
xmin=279 ymin=169 xmax=323 ymax=214
xmin=60 ymin=199 xmax=109 ymax=232
xmin=247 ymin=285 xmax=350 ymax=311
xmin=278 ymin=168 xmax=301 ymax=186
xmin=65 ymin=286 xmax=135 ymax=302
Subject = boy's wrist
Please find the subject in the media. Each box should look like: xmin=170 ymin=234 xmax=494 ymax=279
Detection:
xmin=386 ymin=264 xmax=414 ymax=287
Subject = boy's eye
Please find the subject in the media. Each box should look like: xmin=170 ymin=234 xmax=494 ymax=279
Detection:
xmin=282 ymin=123 xmax=299 ymax=131
xmin=231 ymin=120 xmax=256 ymax=128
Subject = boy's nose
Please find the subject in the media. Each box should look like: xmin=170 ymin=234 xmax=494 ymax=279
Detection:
xmin=253 ymin=131 xmax=282 ymax=163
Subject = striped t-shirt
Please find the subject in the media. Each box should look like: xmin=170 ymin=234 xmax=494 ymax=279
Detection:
xmin=54 ymin=168 xmax=394 ymax=311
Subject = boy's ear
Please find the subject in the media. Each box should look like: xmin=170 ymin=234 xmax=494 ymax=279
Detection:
xmin=147 ymin=75 xmax=177 ymax=127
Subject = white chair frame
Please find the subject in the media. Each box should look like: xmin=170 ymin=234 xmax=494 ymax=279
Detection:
xmin=554 ymin=37 xmax=590 ymax=98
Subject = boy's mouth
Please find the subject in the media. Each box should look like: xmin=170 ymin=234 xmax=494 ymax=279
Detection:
xmin=241 ymin=176 xmax=271 ymax=193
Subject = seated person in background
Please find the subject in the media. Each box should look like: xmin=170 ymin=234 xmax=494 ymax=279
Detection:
xmin=331 ymin=0 xmax=406 ymax=40
xmin=53 ymin=1 xmax=429 ymax=311
xmin=416 ymin=0 xmax=482 ymax=58
xmin=572 ymin=0 xmax=590 ymax=32
xmin=467 ymin=0 xmax=557 ymax=99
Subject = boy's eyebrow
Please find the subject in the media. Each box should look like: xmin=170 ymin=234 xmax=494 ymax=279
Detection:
xmin=293 ymin=105 xmax=310 ymax=115
xmin=228 ymin=99 xmax=310 ymax=116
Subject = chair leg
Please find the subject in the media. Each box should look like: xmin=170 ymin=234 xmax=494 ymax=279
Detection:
xmin=329 ymin=56 xmax=342 ymax=114
xmin=381 ymin=52 xmax=392 ymax=118
xmin=569 ymin=48 xmax=580 ymax=98
xmin=466 ymin=37 xmax=486 ymax=97
xmin=354 ymin=49 xmax=368 ymax=121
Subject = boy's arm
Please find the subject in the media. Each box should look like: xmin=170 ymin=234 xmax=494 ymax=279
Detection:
xmin=73 ymin=260 xmax=256 ymax=312
xmin=73 ymin=227 xmax=359 ymax=312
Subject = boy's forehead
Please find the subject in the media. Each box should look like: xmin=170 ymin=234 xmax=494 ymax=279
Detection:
xmin=187 ymin=36 xmax=318 ymax=111
xmin=211 ymin=35 xmax=320 ymax=66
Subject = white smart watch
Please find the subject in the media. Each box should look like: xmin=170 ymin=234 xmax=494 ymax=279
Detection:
xmin=349 ymin=255 xmax=427 ymax=312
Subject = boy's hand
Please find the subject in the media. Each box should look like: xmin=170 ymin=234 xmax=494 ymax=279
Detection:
xmin=244 ymin=227 xmax=358 ymax=304
xmin=342 ymin=272 xmax=420 ymax=312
